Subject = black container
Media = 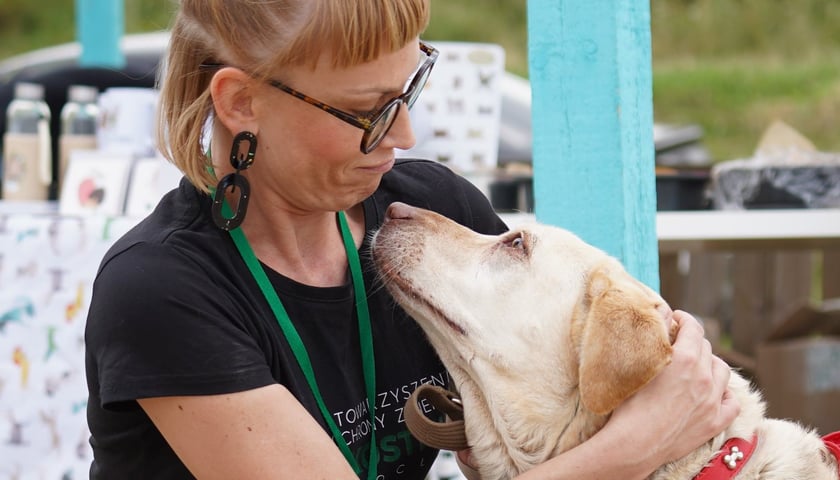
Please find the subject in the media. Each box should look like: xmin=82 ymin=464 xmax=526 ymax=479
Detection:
xmin=655 ymin=168 xmax=711 ymax=211
xmin=489 ymin=169 xmax=712 ymax=213
xmin=490 ymin=175 xmax=533 ymax=212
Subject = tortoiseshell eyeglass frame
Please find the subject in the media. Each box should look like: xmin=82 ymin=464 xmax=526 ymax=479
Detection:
xmin=202 ymin=41 xmax=439 ymax=154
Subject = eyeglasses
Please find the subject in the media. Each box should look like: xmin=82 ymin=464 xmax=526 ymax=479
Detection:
xmin=268 ymin=41 xmax=438 ymax=154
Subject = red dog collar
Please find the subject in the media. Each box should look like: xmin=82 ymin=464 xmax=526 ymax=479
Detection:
xmin=693 ymin=435 xmax=757 ymax=480
xmin=824 ymin=431 xmax=840 ymax=475
xmin=693 ymin=432 xmax=840 ymax=480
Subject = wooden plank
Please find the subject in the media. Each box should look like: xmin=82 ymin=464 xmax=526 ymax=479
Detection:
xmin=527 ymin=0 xmax=658 ymax=290
xmin=76 ymin=0 xmax=125 ymax=68
xmin=731 ymin=252 xmax=813 ymax=356
xmin=660 ymin=251 xmax=731 ymax=350
xmin=732 ymin=253 xmax=771 ymax=356
xmin=769 ymin=251 xmax=813 ymax=325
xmin=680 ymin=252 xmax=731 ymax=322
xmin=824 ymin=250 xmax=840 ymax=299
xmin=658 ymin=252 xmax=682 ymax=308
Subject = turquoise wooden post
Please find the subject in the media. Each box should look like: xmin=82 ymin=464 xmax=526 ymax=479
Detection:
xmin=527 ymin=0 xmax=659 ymax=291
xmin=76 ymin=0 xmax=125 ymax=68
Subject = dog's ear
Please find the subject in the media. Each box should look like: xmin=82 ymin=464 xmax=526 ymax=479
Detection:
xmin=578 ymin=265 xmax=673 ymax=416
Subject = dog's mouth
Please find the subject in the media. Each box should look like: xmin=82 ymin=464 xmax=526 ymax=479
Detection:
xmin=371 ymin=205 xmax=469 ymax=337
xmin=383 ymin=271 xmax=468 ymax=336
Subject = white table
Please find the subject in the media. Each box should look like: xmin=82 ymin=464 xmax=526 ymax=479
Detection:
xmin=656 ymin=208 xmax=840 ymax=252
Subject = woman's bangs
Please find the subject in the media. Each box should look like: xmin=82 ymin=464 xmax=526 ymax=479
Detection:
xmin=271 ymin=0 xmax=430 ymax=70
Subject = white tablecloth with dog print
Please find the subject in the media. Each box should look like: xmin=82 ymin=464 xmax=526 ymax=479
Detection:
xmin=0 ymin=211 xmax=138 ymax=479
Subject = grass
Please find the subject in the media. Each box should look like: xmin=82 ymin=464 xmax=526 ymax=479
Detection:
xmin=649 ymin=0 xmax=840 ymax=160
xmin=2 ymin=0 xmax=840 ymax=162
xmin=653 ymin=57 xmax=840 ymax=160
xmin=0 ymin=2 xmax=76 ymax=59
xmin=424 ymin=0 xmax=529 ymax=77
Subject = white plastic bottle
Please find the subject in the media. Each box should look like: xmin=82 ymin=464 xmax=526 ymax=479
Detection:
xmin=58 ymin=85 xmax=99 ymax=195
xmin=1 ymin=82 xmax=52 ymax=201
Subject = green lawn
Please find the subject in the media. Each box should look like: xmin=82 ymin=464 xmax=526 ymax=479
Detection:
xmin=654 ymin=57 xmax=840 ymax=161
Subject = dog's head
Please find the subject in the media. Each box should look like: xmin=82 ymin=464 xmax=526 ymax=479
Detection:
xmin=371 ymin=202 xmax=675 ymax=422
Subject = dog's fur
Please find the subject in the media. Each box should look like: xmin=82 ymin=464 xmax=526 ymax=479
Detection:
xmin=371 ymin=202 xmax=839 ymax=479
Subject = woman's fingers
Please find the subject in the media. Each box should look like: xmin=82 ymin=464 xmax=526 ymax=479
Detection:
xmin=611 ymin=309 xmax=741 ymax=465
xmin=672 ymin=309 xmax=705 ymax=348
xmin=711 ymin=358 xmax=741 ymax=431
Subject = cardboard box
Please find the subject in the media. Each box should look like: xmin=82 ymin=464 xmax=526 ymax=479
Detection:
xmin=755 ymin=298 xmax=840 ymax=434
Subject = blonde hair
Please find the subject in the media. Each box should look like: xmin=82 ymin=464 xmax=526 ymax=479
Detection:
xmin=157 ymin=0 xmax=430 ymax=192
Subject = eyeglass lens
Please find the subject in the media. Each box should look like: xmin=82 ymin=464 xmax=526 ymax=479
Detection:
xmin=362 ymin=59 xmax=434 ymax=152
xmin=406 ymin=64 xmax=432 ymax=108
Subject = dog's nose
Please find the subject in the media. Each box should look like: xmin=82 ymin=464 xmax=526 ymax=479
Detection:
xmin=385 ymin=202 xmax=417 ymax=220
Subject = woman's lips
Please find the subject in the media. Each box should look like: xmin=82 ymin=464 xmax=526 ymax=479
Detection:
xmin=360 ymin=157 xmax=395 ymax=174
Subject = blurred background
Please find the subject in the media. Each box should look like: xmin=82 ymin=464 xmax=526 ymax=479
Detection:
xmin=2 ymin=0 xmax=840 ymax=161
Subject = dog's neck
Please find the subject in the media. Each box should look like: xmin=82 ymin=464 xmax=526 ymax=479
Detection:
xmin=455 ymin=374 xmax=610 ymax=478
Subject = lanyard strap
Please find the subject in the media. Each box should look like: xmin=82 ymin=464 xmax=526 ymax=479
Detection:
xmin=225 ymin=205 xmax=378 ymax=478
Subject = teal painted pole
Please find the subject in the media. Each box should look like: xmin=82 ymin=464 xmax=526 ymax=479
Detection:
xmin=76 ymin=0 xmax=125 ymax=68
xmin=527 ymin=0 xmax=659 ymax=291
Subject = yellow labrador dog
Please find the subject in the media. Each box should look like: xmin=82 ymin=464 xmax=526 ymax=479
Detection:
xmin=371 ymin=202 xmax=840 ymax=480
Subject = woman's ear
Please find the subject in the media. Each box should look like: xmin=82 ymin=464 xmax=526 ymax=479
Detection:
xmin=209 ymin=68 xmax=259 ymax=136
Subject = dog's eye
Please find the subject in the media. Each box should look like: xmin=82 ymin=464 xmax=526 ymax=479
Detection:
xmin=504 ymin=233 xmax=526 ymax=250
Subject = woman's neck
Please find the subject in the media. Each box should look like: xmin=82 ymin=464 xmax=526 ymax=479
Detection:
xmin=236 ymin=200 xmax=366 ymax=288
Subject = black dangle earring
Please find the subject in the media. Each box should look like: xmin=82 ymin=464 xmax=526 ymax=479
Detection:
xmin=212 ymin=131 xmax=257 ymax=230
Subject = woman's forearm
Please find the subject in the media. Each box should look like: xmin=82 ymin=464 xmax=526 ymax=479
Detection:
xmin=511 ymin=422 xmax=658 ymax=480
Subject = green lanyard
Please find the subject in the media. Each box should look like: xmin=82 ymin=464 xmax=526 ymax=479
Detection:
xmin=225 ymin=206 xmax=378 ymax=478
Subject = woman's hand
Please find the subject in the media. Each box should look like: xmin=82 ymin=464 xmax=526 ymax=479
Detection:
xmin=456 ymin=449 xmax=483 ymax=480
xmin=478 ymin=310 xmax=741 ymax=480
xmin=606 ymin=309 xmax=741 ymax=467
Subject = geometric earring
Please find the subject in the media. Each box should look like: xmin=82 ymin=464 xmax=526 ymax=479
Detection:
xmin=212 ymin=131 xmax=257 ymax=230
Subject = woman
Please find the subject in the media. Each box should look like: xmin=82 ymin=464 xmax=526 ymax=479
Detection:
xmin=84 ymin=1 xmax=738 ymax=478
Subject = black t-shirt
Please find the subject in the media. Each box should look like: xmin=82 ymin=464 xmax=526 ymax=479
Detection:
xmin=85 ymin=159 xmax=507 ymax=479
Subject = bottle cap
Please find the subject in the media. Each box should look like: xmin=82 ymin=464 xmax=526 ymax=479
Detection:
xmin=67 ymin=85 xmax=99 ymax=103
xmin=14 ymin=82 xmax=45 ymax=101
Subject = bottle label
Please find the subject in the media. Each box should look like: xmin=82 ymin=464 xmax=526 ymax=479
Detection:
xmin=2 ymin=132 xmax=50 ymax=201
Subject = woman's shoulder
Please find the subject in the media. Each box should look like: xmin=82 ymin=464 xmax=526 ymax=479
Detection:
xmin=376 ymin=158 xmax=466 ymax=210
xmin=371 ymin=158 xmax=507 ymax=235
xmin=98 ymin=179 xmax=227 ymax=281
xmin=380 ymin=158 xmax=464 ymax=192
xmin=378 ymin=157 xmax=467 ymax=195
